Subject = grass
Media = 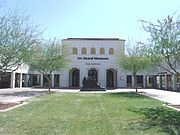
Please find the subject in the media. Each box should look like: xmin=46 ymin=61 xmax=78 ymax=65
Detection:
xmin=0 ymin=92 xmax=179 ymax=135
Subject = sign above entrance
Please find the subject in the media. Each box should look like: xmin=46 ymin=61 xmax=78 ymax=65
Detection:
xmin=85 ymin=63 xmax=100 ymax=65
xmin=77 ymin=57 xmax=109 ymax=60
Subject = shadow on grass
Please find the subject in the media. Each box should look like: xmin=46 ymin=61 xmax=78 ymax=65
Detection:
xmin=107 ymin=92 xmax=146 ymax=99
xmin=129 ymin=107 xmax=180 ymax=135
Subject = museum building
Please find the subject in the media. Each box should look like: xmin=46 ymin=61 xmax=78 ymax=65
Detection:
xmin=26 ymin=38 xmax=127 ymax=88
xmin=60 ymin=38 xmax=126 ymax=88
xmin=0 ymin=38 xmax=179 ymax=91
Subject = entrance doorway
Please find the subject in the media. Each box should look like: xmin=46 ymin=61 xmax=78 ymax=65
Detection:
xmin=15 ymin=73 xmax=21 ymax=88
xmin=54 ymin=74 xmax=60 ymax=87
xmin=29 ymin=74 xmax=41 ymax=87
xmin=106 ymin=69 xmax=117 ymax=88
xmin=0 ymin=72 xmax=11 ymax=88
xmin=126 ymin=75 xmax=132 ymax=87
xmin=69 ymin=68 xmax=79 ymax=87
xmin=88 ymin=68 xmax=98 ymax=82
xmin=137 ymin=75 xmax=143 ymax=88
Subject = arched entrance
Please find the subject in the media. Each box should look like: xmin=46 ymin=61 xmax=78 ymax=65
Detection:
xmin=69 ymin=68 xmax=79 ymax=87
xmin=88 ymin=68 xmax=98 ymax=82
xmin=106 ymin=68 xmax=117 ymax=88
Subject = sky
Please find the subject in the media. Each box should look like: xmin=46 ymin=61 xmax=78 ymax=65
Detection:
xmin=1 ymin=0 xmax=180 ymax=42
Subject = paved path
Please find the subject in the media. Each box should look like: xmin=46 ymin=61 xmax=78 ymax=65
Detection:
xmin=0 ymin=88 xmax=48 ymax=103
xmin=108 ymin=88 xmax=180 ymax=105
xmin=137 ymin=89 xmax=180 ymax=105
xmin=0 ymin=88 xmax=179 ymax=105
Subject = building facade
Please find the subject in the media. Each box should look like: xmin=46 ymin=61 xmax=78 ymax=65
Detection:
xmin=60 ymin=38 xmax=126 ymax=88
xmin=0 ymin=38 xmax=180 ymax=91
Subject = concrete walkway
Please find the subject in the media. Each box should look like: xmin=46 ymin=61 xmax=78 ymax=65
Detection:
xmin=0 ymin=88 xmax=179 ymax=105
xmin=0 ymin=88 xmax=49 ymax=103
xmin=137 ymin=89 xmax=180 ymax=105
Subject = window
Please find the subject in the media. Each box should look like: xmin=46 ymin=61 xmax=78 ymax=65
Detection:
xmin=82 ymin=47 xmax=87 ymax=54
xmin=109 ymin=48 xmax=114 ymax=55
xmin=100 ymin=48 xmax=105 ymax=54
xmin=91 ymin=47 xmax=96 ymax=54
xmin=72 ymin=47 xmax=77 ymax=54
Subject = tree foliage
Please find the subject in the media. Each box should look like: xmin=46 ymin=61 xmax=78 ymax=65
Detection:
xmin=0 ymin=11 xmax=41 ymax=76
xmin=28 ymin=39 xmax=69 ymax=91
xmin=117 ymin=41 xmax=156 ymax=92
xmin=141 ymin=15 xmax=180 ymax=76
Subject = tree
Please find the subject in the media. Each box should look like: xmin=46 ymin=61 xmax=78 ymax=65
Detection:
xmin=0 ymin=11 xmax=41 ymax=78
xmin=117 ymin=41 xmax=156 ymax=92
xmin=28 ymin=39 xmax=69 ymax=92
xmin=141 ymin=15 xmax=180 ymax=77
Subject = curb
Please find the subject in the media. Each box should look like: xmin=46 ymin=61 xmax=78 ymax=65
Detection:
xmin=0 ymin=102 xmax=28 ymax=112
xmin=163 ymin=104 xmax=180 ymax=112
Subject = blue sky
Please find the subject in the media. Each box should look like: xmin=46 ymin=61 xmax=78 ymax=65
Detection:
xmin=1 ymin=0 xmax=180 ymax=42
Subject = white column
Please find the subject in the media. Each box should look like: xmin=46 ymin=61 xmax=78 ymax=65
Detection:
xmin=159 ymin=75 xmax=162 ymax=89
xmin=154 ymin=76 xmax=157 ymax=88
xmin=132 ymin=75 xmax=135 ymax=88
xmin=26 ymin=74 xmax=30 ymax=87
xmin=117 ymin=72 xmax=120 ymax=88
xmin=11 ymin=72 xmax=15 ymax=88
xmin=124 ymin=75 xmax=127 ymax=88
xmin=51 ymin=74 xmax=54 ymax=87
xmin=59 ymin=74 xmax=61 ymax=88
xmin=172 ymin=75 xmax=177 ymax=91
xmin=40 ymin=74 xmax=43 ymax=87
xmin=115 ymin=70 xmax=117 ymax=88
xmin=165 ymin=74 xmax=168 ymax=90
xmin=104 ymin=69 xmax=107 ymax=87
xmin=79 ymin=68 xmax=83 ymax=87
xmin=143 ymin=75 xmax=146 ymax=88
xmin=20 ymin=73 xmax=23 ymax=88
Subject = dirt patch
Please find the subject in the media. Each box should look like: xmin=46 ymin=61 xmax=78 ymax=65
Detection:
xmin=0 ymin=102 xmax=21 ymax=110
xmin=169 ymin=105 xmax=180 ymax=109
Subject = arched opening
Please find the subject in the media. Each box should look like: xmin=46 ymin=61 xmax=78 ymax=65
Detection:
xmin=69 ymin=68 xmax=79 ymax=87
xmin=106 ymin=68 xmax=117 ymax=88
xmin=109 ymin=48 xmax=114 ymax=55
xmin=100 ymin=47 xmax=105 ymax=54
xmin=72 ymin=47 xmax=77 ymax=54
xmin=82 ymin=47 xmax=87 ymax=54
xmin=91 ymin=47 xmax=96 ymax=54
xmin=88 ymin=68 xmax=98 ymax=83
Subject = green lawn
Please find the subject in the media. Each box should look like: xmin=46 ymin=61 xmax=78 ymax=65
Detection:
xmin=0 ymin=92 xmax=179 ymax=135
